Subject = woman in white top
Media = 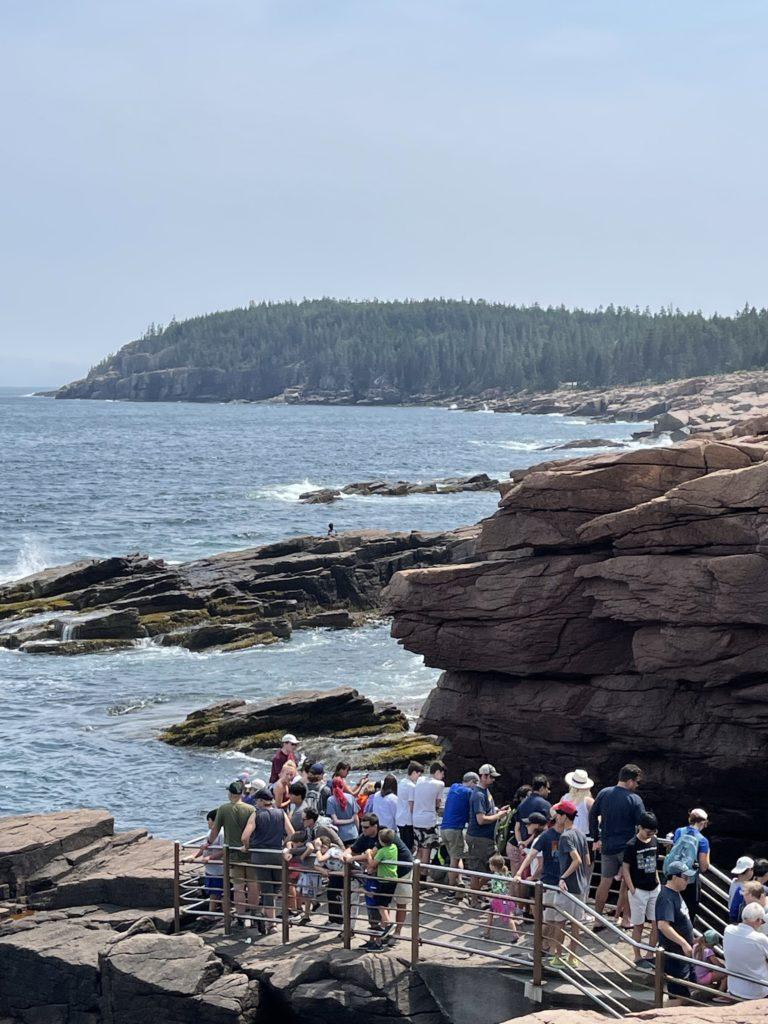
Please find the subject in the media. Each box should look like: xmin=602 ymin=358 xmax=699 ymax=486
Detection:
xmin=365 ymin=775 xmax=399 ymax=831
xmin=564 ymin=768 xmax=595 ymax=837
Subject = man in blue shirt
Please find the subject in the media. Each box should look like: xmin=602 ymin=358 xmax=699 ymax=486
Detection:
xmin=515 ymin=775 xmax=552 ymax=844
xmin=440 ymin=771 xmax=479 ymax=871
xmin=467 ymin=764 xmax=509 ymax=901
xmin=589 ymin=764 xmax=645 ymax=927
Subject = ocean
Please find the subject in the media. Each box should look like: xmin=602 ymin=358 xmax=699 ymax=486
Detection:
xmin=0 ymin=387 xmax=651 ymax=838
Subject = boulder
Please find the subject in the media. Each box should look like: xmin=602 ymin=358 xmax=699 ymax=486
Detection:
xmin=54 ymin=608 xmax=146 ymax=642
xmin=299 ymin=488 xmax=342 ymax=504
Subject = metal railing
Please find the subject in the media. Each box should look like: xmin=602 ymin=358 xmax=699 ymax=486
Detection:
xmin=172 ymin=837 xmax=766 ymax=1018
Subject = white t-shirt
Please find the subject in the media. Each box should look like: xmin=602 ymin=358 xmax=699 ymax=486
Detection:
xmin=411 ymin=777 xmax=445 ymax=829
xmin=396 ymin=777 xmax=416 ymax=827
xmin=723 ymin=923 xmax=768 ymax=999
xmin=367 ymin=791 xmax=398 ymax=831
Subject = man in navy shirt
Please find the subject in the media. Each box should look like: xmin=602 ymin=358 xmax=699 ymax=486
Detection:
xmin=515 ymin=775 xmax=552 ymax=844
xmin=467 ymin=764 xmax=509 ymax=900
xmin=441 ymin=771 xmax=479 ymax=871
xmin=589 ymin=764 xmax=645 ymax=925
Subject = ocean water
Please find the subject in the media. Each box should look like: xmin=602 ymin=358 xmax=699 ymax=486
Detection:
xmin=0 ymin=387 xmax=650 ymax=837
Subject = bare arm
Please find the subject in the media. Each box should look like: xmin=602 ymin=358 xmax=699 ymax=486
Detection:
xmin=657 ymin=920 xmax=692 ymax=957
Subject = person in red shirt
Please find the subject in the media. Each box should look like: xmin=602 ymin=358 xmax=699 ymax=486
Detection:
xmin=270 ymin=734 xmax=299 ymax=784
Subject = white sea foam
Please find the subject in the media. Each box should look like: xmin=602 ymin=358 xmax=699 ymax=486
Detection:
xmin=0 ymin=535 xmax=51 ymax=584
xmin=248 ymin=479 xmax=325 ymax=502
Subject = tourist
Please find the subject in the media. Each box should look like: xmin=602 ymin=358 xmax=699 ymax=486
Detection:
xmin=282 ymin=804 xmax=341 ymax=917
xmin=723 ymin=902 xmax=768 ymax=999
xmin=588 ymin=764 xmax=645 ymax=926
xmin=242 ymin=778 xmax=267 ymax=806
xmin=315 ymin=836 xmax=346 ymax=926
xmin=365 ymin=774 xmax=399 ymax=832
xmin=332 ymin=761 xmax=370 ymax=798
xmin=740 ymin=880 xmax=767 ymax=920
xmin=395 ymin=761 xmax=424 ymax=852
xmin=519 ymin=811 xmax=549 ymax=884
xmin=412 ymin=761 xmax=446 ymax=869
xmin=552 ymin=800 xmax=590 ymax=967
xmin=345 ymin=812 xmax=414 ymax=942
xmin=668 ymin=807 xmax=710 ymax=922
xmin=484 ymin=853 xmax=520 ymax=944
xmin=515 ymin=776 xmax=552 ymax=846
xmin=655 ymin=861 xmax=697 ymax=1003
xmin=563 ymin=768 xmax=594 ymax=836
xmin=241 ymin=788 xmax=294 ymax=933
xmin=326 ymin=775 xmax=360 ymax=846
xmin=194 ymin=809 xmax=224 ymax=913
xmin=441 ymin=771 xmax=480 ymax=875
xmin=204 ymin=781 xmax=256 ymax=921
xmin=287 ymin=780 xmax=308 ymax=830
xmin=498 ymin=784 xmax=530 ymax=874
xmin=294 ymin=837 xmax=324 ymax=925
xmin=693 ymin=928 xmax=727 ymax=992
xmin=327 ymin=523 xmax=336 ymax=537
xmin=753 ymin=858 xmax=768 ymax=894
xmin=621 ymin=811 xmax=661 ymax=968
xmin=466 ymin=764 xmax=509 ymax=903
xmin=362 ymin=827 xmax=400 ymax=945
xmin=270 ymin=733 xmax=300 ymax=784
xmin=513 ymin=806 xmax=564 ymax=963
xmin=729 ymin=856 xmax=755 ymax=922
xmin=272 ymin=760 xmax=298 ymax=809
xmin=304 ymin=762 xmax=330 ymax=815
xmin=357 ymin=780 xmax=376 ymax=811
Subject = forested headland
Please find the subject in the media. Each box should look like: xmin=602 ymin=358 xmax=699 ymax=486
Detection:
xmin=51 ymin=299 xmax=768 ymax=402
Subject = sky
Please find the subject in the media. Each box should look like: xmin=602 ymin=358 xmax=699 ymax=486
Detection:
xmin=1 ymin=1 xmax=767 ymax=386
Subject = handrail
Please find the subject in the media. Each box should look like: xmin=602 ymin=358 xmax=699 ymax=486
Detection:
xmin=174 ymin=834 xmax=764 ymax=1017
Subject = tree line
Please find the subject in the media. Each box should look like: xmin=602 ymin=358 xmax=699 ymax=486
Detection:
xmin=87 ymin=299 xmax=768 ymax=398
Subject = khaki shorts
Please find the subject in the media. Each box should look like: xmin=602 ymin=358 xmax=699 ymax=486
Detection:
xmin=555 ymin=889 xmax=585 ymax=922
xmin=394 ymin=870 xmax=413 ymax=905
xmin=543 ymin=889 xmax=562 ymax=923
xmin=441 ymin=828 xmax=466 ymax=862
xmin=230 ymin=859 xmax=250 ymax=883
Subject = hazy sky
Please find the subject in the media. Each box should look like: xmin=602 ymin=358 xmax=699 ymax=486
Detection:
xmin=2 ymin=2 xmax=767 ymax=385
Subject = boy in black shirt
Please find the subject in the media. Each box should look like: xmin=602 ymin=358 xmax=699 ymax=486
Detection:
xmin=622 ymin=811 xmax=660 ymax=968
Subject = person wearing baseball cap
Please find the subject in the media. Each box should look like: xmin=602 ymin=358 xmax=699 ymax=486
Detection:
xmin=203 ymin=780 xmax=256 ymax=922
xmin=441 ymin=771 xmax=481 ymax=874
xmin=551 ymin=800 xmax=591 ymax=968
xmin=670 ymin=807 xmax=711 ymax=922
xmin=729 ymin=856 xmax=756 ymax=922
xmin=269 ymin=733 xmax=300 ymax=785
xmin=655 ymin=861 xmax=697 ymax=1002
xmin=466 ymin=764 xmax=508 ymax=902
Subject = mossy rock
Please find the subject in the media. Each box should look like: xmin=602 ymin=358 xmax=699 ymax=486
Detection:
xmin=140 ymin=609 xmax=210 ymax=636
xmin=21 ymin=638 xmax=136 ymax=656
xmin=330 ymin=721 xmax=407 ymax=739
xmin=358 ymin=735 xmax=443 ymax=770
xmin=216 ymin=633 xmax=281 ymax=653
xmin=0 ymin=597 xmax=74 ymax=621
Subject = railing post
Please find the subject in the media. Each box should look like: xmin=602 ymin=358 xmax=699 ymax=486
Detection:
xmin=532 ymin=882 xmax=544 ymax=988
xmin=222 ymin=845 xmax=232 ymax=935
xmin=281 ymin=856 xmax=290 ymax=944
xmin=654 ymin=946 xmax=665 ymax=1007
xmin=173 ymin=842 xmax=181 ymax=934
xmin=410 ymin=866 xmax=420 ymax=964
xmin=342 ymin=859 xmax=352 ymax=949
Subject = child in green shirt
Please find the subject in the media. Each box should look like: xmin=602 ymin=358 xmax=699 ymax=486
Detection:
xmin=365 ymin=828 xmax=399 ymax=931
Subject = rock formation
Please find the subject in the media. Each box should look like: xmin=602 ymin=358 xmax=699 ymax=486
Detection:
xmin=0 ymin=527 xmax=478 ymax=657
xmin=384 ymin=435 xmax=768 ymax=850
xmin=160 ymin=686 xmax=442 ymax=770
xmin=518 ymin=1004 xmax=768 ymax=1024
xmin=299 ymin=474 xmax=500 ymax=503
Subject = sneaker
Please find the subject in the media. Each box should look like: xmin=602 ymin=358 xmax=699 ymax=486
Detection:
xmin=546 ymin=956 xmax=566 ymax=969
xmin=635 ymin=959 xmax=655 ymax=971
xmin=564 ymin=955 xmax=580 ymax=968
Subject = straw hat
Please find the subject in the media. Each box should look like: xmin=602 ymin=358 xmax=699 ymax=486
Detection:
xmin=564 ymin=768 xmax=594 ymax=790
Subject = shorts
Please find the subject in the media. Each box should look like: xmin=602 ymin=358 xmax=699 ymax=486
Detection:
xmin=490 ymin=897 xmax=514 ymax=919
xmin=543 ymin=889 xmax=562 ymax=923
xmin=554 ymin=889 xmax=586 ymax=922
xmin=230 ymin=860 xmax=250 ymax=883
xmin=414 ymin=826 xmax=440 ymax=849
xmin=205 ymin=875 xmax=224 ymax=896
xmin=441 ymin=828 xmax=466 ymax=861
xmin=466 ymin=835 xmax=495 ymax=874
xmin=252 ymin=849 xmax=283 ymax=907
xmin=628 ymin=885 xmax=660 ymax=926
xmin=399 ymin=825 xmax=415 ymax=852
xmin=297 ymin=871 xmax=323 ymax=897
xmin=364 ymin=877 xmax=397 ymax=909
xmin=394 ymin=870 xmax=413 ymax=906
xmin=600 ymin=850 xmax=624 ymax=879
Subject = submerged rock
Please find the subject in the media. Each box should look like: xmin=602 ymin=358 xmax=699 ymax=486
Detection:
xmin=299 ymin=474 xmax=499 ymax=502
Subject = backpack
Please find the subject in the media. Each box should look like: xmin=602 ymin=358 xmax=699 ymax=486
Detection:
xmin=663 ymin=828 xmax=700 ymax=877
xmin=304 ymin=782 xmax=329 ymax=815
xmin=495 ymin=808 xmax=516 ymax=855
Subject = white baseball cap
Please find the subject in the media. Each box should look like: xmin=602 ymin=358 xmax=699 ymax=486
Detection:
xmin=479 ymin=763 xmax=500 ymax=777
xmin=730 ymin=856 xmax=755 ymax=875
xmin=281 ymin=733 xmax=299 ymax=744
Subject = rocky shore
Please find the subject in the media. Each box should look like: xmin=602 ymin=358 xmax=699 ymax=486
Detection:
xmin=385 ymin=429 xmax=768 ymax=852
xmin=0 ymin=527 xmax=478 ymax=657
xmin=299 ymin=474 xmax=499 ymax=503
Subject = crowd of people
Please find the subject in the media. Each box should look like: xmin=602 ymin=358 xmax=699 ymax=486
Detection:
xmin=194 ymin=734 xmax=768 ymax=1001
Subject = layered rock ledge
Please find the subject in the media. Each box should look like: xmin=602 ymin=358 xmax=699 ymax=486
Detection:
xmin=0 ymin=527 xmax=478 ymax=657
xmin=299 ymin=474 xmax=500 ymax=503
xmin=384 ymin=434 xmax=768 ymax=849
xmin=160 ymin=686 xmax=442 ymax=770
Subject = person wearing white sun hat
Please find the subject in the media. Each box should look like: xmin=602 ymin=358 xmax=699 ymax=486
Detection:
xmin=563 ymin=768 xmax=595 ymax=838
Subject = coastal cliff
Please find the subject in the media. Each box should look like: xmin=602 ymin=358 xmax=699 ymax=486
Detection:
xmin=384 ymin=432 xmax=768 ymax=850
